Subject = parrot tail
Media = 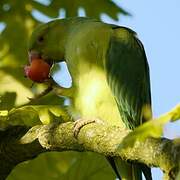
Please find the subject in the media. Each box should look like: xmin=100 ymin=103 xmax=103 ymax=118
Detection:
xmin=132 ymin=163 xmax=142 ymax=180
xmin=106 ymin=157 xmax=122 ymax=180
xmin=108 ymin=157 xmax=152 ymax=180
xmin=140 ymin=164 xmax=152 ymax=180
xmin=132 ymin=163 xmax=152 ymax=180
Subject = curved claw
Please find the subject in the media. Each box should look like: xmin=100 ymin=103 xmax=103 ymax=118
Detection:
xmin=73 ymin=118 xmax=104 ymax=138
xmin=27 ymin=85 xmax=53 ymax=102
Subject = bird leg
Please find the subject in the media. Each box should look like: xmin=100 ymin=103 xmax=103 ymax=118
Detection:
xmin=27 ymin=85 xmax=53 ymax=101
xmin=28 ymin=77 xmax=74 ymax=102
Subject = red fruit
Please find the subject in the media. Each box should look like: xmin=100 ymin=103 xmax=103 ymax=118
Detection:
xmin=24 ymin=58 xmax=51 ymax=83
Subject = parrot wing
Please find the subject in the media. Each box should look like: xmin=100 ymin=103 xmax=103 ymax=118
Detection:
xmin=106 ymin=26 xmax=151 ymax=129
xmin=105 ymin=26 xmax=152 ymax=180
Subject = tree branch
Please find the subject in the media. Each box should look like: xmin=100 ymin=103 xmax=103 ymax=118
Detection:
xmin=0 ymin=121 xmax=179 ymax=180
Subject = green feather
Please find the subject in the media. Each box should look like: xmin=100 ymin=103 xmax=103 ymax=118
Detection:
xmin=106 ymin=26 xmax=151 ymax=129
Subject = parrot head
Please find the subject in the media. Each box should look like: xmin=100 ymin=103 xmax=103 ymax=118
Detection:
xmin=28 ymin=19 xmax=68 ymax=64
xmin=25 ymin=19 xmax=68 ymax=82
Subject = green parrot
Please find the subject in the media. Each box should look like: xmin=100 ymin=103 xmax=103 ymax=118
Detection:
xmin=27 ymin=17 xmax=152 ymax=180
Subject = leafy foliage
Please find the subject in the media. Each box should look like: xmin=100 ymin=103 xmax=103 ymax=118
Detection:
xmin=7 ymin=152 xmax=116 ymax=180
xmin=6 ymin=105 xmax=70 ymax=126
xmin=118 ymin=104 xmax=180 ymax=150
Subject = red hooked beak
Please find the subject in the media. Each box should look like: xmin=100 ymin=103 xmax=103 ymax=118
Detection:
xmin=28 ymin=50 xmax=53 ymax=66
xmin=28 ymin=50 xmax=41 ymax=63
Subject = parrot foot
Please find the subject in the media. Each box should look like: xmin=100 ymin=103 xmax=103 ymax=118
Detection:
xmin=27 ymin=85 xmax=53 ymax=102
xmin=73 ymin=118 xmax=103 ymax=138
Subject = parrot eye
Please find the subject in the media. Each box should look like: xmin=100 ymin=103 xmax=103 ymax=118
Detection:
xmin=37 ymin=36 xmax=44 ymax=43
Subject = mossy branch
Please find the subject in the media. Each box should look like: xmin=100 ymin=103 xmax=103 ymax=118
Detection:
xmin=0 ymin=120 xmax=179 ymax=180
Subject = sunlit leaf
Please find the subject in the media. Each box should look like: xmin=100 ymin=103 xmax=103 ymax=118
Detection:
xmin=0 ymin=110 xmax=8 ymax=126
xmin=6 ymin=105 xmax=70 ymax=127
xmin=176 ymin=164 xmax=180 ymax=180
xmin=0 ymin=110 xmax=8 ymax=116
xmin=0 ymin=70 xmax=33 ymax=105
xmin=118 ymin=104 xmax=180 ymax=150
xmin=7 ymin=151 xmax=116 ymax=180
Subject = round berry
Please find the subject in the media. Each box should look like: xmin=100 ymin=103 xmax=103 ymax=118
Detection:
xmin=24 ymin=58 xmax=51 ymax=83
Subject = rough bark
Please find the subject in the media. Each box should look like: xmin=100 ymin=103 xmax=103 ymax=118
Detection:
xmin=0 ymin=121 xmax=179 ymax=180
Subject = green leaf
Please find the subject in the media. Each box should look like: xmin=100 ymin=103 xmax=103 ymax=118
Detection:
xmin=0 ymin=69 xmax=33 ymax=106
xmin=118 ymin=104 xmax=180 ymax=150
xmin=5 ymin=105 xmax=70 ymax=127
xmin=0 ymin=110 xmax=9 ymax=129
xmin=176 ymin=173 xmax=180 ymax=180
xmin=0 ymin=110 xmax=8 ymax=116
xmin=0 ymin=92 xmax=16 ymax=110
xmin=7 ymin=152 xmax=115 ymax=180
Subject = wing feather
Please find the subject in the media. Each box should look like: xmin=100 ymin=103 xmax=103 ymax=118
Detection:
xmin=105 ymin=27 xmax=151 ymax=129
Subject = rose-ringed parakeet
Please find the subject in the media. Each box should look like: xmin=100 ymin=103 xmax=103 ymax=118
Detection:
xmin=26 ymin=17 xmax=152 ymax=180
